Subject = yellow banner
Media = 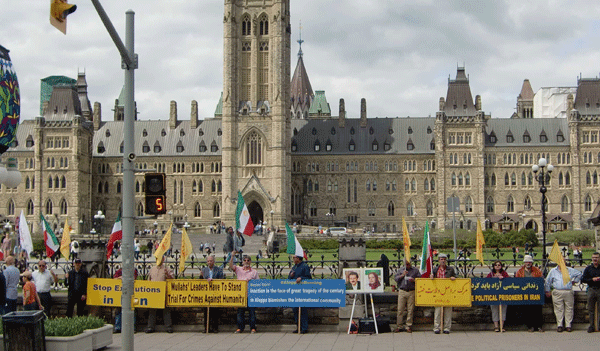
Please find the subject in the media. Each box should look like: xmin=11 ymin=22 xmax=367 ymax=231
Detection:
xmin=415 ymin=278 xmax=472 ymax=307
xmin=87 ymin=278 xmax=166 ymax=309
xmin=166 ymin=279 xmax=247 ymax=307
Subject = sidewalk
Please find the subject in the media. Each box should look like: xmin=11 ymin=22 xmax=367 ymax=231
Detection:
xmin=105 ymin=327 xmax=598 ymax=351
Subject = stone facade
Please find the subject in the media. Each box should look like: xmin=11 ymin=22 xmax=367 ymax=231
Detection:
xmin=1 ymin=0 xmax=600 ymax=239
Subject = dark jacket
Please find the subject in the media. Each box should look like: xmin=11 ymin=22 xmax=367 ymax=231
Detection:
xmin=432 ymin=265 xmax=456 ymax=278
xmin=582 ymin=263 xmax=600 ymax=289
xmin=0 ymin=271 xmax=6 ymax=307
xmin=289 ymin=261 xmax=312 ymax=280
xmin=66 ymin=268 xmax=89 ymax=296
xmin=201 ymin=265 xmax=224 ymax=279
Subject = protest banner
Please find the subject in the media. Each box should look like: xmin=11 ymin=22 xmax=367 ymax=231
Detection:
xmin=415 ymin=278 xmax=472 ymax=307
xmin=471 ymin=277 xmax=545 ymax=305
xmin=87 ymin=278 xmax=166 ymax=309
xmin=166 ymin=279 xmax=247 ymax=307
xmin=248 ymin=279 xmax=346 ymax=307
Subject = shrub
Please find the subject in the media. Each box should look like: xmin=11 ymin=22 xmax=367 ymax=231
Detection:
xmin=549 ymin=230 xmax=595 ymax=247
xmin=45 ymin=316 xmax=106 ymax=337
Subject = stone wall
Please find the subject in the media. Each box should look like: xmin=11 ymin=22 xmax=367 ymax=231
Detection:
xmin=43 ymin=291 xmax=592 ymax=332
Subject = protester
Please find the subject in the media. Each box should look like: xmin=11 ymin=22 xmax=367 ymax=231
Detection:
xmin=545 ymin=262 xmax=582 ymax=332
xmin=0 ymin=263 xmax=6 ymax=314
xmin=376 ymin=254 xmax=390 ymax=286
xmin=113 ymin=268 xmax=139 ymax=333
xmin=70 ymin=240 xmax=80 ymax=261
xmin=229 ymin=251 xmax=259 ymax=333
xmin=3 ymin=256 xmax=19 ymax=313
xmin=16 ymin=249 xmax=28 ymax=273
xmin=582 ymin=252 xmax=600 ymax=333
xmin=288 ymin=255 xmax=312 ymax=334
xmin=134 ymin=239 xmax=141 ymax=260
xmin=515 ymin=255 xmax=544 ymax=332
xmin=200 ymin=255 xmax=224 ymax=333
xmin=65 ymin=258 xmax=89 ymax=317
xmin=146 ymin=261 xmax=174 ymax=333
xmin=432 ymin=253 xmax=456 ymax=334
xmin=487 ymin=260 xmax=509 ymax=332
xmin=21 ymin=271 xmax=42 ymax=311
xmin=394 ymin=259 xmax=421 ymax=333
xmin=32 ymin=260 xmax=58 ymax=316
xmin=1 ymin=234 xmax=10 ymax=258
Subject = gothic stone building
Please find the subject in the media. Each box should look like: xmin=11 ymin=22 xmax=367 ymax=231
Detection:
xmin=2 ymin=0 xmax=600 ymax=238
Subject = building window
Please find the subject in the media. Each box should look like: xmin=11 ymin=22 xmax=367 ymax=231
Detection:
xmin=246 ymin=131 xmax=262 ymax=164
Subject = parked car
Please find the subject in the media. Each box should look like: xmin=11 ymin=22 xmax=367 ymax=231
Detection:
xmin=327 ymin=227 xmax=347 ymax=236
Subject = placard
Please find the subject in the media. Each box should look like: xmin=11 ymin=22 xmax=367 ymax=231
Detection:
xmin=471 ymin=277 xmax=545 ymax=305
xmin=415 ymin=278 xmax=472 ymax=307
xmin=165 ymin=279 xmax=247 ymax=307
xmin=343 ymin=268 xmax=363 ymax=293
xmin=248 ymin=279 xmax=345 ymax=307
xmin=87 ymin=278 xmax=166 ymax=309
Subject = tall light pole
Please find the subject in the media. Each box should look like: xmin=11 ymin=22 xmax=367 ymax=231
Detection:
xmin=270 ymin=210 xmax=274 ymax=231
xmin=532 ymin=157 xmax=553 ymax=273
xmin=94 ymin=210 xmax=105 ymax=240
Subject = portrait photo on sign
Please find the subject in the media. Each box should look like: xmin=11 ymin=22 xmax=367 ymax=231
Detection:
xmin=363 ymin=268 xmax=384 ymax=293
xmin=343 ymin=268 xmax=364 ymax=293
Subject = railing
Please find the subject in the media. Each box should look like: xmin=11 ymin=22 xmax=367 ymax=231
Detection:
xmin=1 ymin=242 xmax=592 ymax=291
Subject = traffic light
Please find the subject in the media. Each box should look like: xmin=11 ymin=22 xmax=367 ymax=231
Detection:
xmin=145 ymin=173 xmax=166 ymax=215
xmin=50 ymin=0 xmax=77 ymax=35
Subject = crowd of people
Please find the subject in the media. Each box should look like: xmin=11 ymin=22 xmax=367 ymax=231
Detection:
xmin=393 ymin=252 xmax=600 ymax=334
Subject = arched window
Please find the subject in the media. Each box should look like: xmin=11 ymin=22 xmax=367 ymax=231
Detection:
xmin=465 ymin=197 xmax=473 ymax=212
xmin=507 ymin=195 xmax=514 ymax=212
xmin=388 ymin=202 xmax=395 ymax=216
xmin=137 ymin=202 xmax=144 ymax=217
xmin=61 ymin=176 xmax=66 ymax=188
xmin=309 ymin=201 xmax=317 ymax=217
xmin=368 ymin=201 xmax=376 ymax=217
xmin=60 ymin=199 xmax=68 ymax=215
xmin=27 ymin=199 xmax=34 ymax=215
xmin=561 ymin=195 xmax=570 ymax=212
xmin=585 ymin=195 xmax=593 ymax=212
xmin=486 ymin=197 xmax=494 ymax=213
xmin=117 ymin=181 xmax=122 ymax=193
xmin=7 ymin=199 xmax=15 ymax=216
xmin=524 ymin=196 xmax=532 ymax=210
xmin=426 ymin=200 xmax=434 ymax=216
xmin=406 ymin=201 xmax=414 ymax=216
xmin=430 ymin=178 xmax=435 ymax=191
xmin=46 ymin=199 xmax=54 ymax=215
xmin=194 ymin=202 xmax=202 ymax=217
xmin=246 ymin=131 xmax=262 ymax=165
xmin=213 ymin=203 xmax=221 ymax=218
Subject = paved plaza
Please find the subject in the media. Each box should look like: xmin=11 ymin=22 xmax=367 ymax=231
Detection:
xmin=102 ymin=327 xmax=599 ymax=351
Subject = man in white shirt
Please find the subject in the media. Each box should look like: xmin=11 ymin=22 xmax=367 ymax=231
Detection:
xmin=545 ymin=264 xmax=583 ymax=332
xmin=32 ymin=260 xmax=58 ymax=316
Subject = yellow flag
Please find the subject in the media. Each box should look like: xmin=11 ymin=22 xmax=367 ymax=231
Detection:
xmin=402 ymin=217 xmax=411 ymax=262
xmin=549 ymin=239 xmax=570 ymax=285
xmin=154 ymin=223 xmax=172 ymax=265
xmin=476 ymin=219 xmax=485 ymax=265
xmin=179 ymin=227 xmax=193 ymax=273
xmin=60 ymin=217 xmax=71 ymax=260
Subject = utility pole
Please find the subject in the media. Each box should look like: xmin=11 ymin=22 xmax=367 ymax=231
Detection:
xmin=91 ymin=1 xmax=137 ymax=350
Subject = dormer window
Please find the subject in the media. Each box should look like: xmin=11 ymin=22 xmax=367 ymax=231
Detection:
xmin=350 ymin=127 xmax=355 ymax=135
xmin=312 ymin=128 xmax=317 ymax=135
xmin=331 ymin=127 xmax=336 ymax=135
xmin=427 ymin=126 xmax=432 ymax=134
xmin=372 ymin=140 xmax=379 ymax=151
xmin=540 ymin=131 xmax=548 ymax=143
xmin=506 ymin=131 xmax=514 ymax=143
xmin=180 ymin=129 xmax=185 ymax=137
xmin=161 ymin=129 xmax=166 ymax=137
xmin=211 ymin=141 xmax=218 ymax=152
xmin=291 ymin=139 xmax=297 ymax=152
xmin=142 ymin=129 xmax=148 ymax=137
xmin=314 ymin=140 xmax=320 ymax=152
xmin=349 ymin=140 xmax=355 ymax=151
xmin=176 ymin=141 xmax=184 ymax=153
xmin=293 ymin=128 xmax=298 ymax=136
xmin=154 ymin=141 xmax=162 ymax=153
xmin=326 ymin=140 xmax=332 ymax=151
xmin=97 ymin=142 xmax=105 ymax=154
xmin=408 ymin=127 xmax=413 ymax=134
xmin=105 ymin=129 xmax=111 ymax=137
xmin=217 ymin=129 xmax=222 ymax=136
xmin=199 ymin=141 xmax=207 ymax=152
xmin=369 ymin=127 xmax=374 ymax=135
xmin=199 ymin=129 xmax=204 ymax=136
xmin=489 ymin=132 xmax=497 ymax=143
xmin=407 ymin=140 xmax=415 ymax=150
xmin=384 ymin=142 xmax=391 ymax=151
xmin=142 ymin=141 xmax=150 ymax=153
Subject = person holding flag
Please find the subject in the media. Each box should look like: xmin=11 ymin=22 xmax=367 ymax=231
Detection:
xmin=40 ymin=214 xmax=60 ymax=258
xmin=59 ymin=218 xmax=71 ymax=261
xmin=419 ymin=221 xmax=433 ymax=278
xmin=286 ymin=222 xmax=311 ymax=333
xmin=106 ymin=213 xmax=122 ymax=260
xmin=545 ymin=240 xmax=582 ymax=332
xmin=394 ymin=258 xmax=421 ymax=333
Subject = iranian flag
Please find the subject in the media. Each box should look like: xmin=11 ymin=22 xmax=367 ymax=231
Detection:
xmin=106 ymin=213 xmax=122 ymax=260
xmin=419 ymin=221 xmax=433 ymax=278
xmin=286 ymin=222 xmax=306 ymax=259
xmin=40 ymin=214 xmax=60 ymax=257
xmin=235 ymin=190 xmax=254 ymax=236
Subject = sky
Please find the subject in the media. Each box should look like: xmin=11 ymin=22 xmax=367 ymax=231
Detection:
xmin=3 ymin=0 xmax=600 ymax=122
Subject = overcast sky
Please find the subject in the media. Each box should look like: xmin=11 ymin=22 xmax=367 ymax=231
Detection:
xmin=3 ymin=1 xmax=600 ymax=122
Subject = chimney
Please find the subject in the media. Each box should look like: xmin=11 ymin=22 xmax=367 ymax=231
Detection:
xmin=360 ymin=98 xmax=367 ymax=127
xmin=190 ymin=100 xmax=199 ymax=128
xmin=169 ymin=100 xmax=177 ymax=129
xmin=93 ymin=102 xmax=101 ymax=131
xmin=439 ymin=97 xmax=445 ymax=111
xmin=475 ymin=95 xmax=482 ymax=111
xmin=338 ymin=98 xmax=346 ymax=127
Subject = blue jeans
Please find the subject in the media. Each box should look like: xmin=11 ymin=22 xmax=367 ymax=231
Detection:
xmin=293 ymin=307 xmax=308 ymax=332
xmin=114 ymin=310 xmax=136 ymax=332
xmin=236 ymin=307 xmax=256 ymax=331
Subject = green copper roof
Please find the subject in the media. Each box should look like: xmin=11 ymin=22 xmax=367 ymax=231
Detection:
xmin=308 ymin=90 xmax=330 ymax=116
xmin=40 ymin=75 xmax=75 ymax=115
xmin=214 ymin=92 xmax=223 ymax=117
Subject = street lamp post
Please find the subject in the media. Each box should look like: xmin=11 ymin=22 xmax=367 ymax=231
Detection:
xmin=325 ymin=212 xmax=334 ymax=229
xmin=270 ymin=210 xmax=274 ymax=231
xmin=183 ymin=214 xmax=190 ymax=231
xmin=532 ymin=157 xmax=553 ymax=273
xmin=94 ymin=210 xmax=105 ymax=241
xmin=153 ymin=221 xmax=158 ymax=240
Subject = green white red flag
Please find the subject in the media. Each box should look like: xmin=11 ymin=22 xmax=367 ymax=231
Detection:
xmin=106 ymin=213 xmax=122 ymax=260
xmin=40 ymin=214 xmax=60 ymax=257
xmin=419 ymin=221 xmax=433 ymax=278
xmin=235 ymin=190 xmax=254 ymax=236
xmin=286 ymin=222 xmax=306 ymax=259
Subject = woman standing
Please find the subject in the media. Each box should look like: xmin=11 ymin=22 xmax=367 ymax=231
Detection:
xmin=21 ymin=271 xmax=43 ymax=311
xmin=487 ymin=260 xmax=509 ymax=332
